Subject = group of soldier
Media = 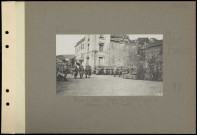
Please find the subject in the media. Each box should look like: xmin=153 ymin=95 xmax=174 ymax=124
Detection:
xmin=57 ymin=61 xmax=162 ymax=81
xmin=73 ymin=65 xmax=92 ymax=79
xmin=95 ymin=65 xmax=137 ymax=77
xmin=56 ymin=64 xmax=92 ymax=82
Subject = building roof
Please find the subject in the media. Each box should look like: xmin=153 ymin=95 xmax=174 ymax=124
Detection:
xmin=110 ymin=34 xmax=129 ymax=39
xmin=110 ymin=34 xmax=131 ymax=43
xmin=141 ymin=40 xmax=163 ymax=50
xmin=75 ymin=37 xmax=85 ymax=47
xmin=148 ymin=40 xmax=163 ymax=48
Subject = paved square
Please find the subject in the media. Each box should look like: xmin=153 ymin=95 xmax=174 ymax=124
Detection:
xmin=57 ymin=75 xmax=163 ymax=96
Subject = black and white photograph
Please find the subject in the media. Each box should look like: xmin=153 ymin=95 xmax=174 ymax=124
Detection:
xmin=1 ymin=1 xmax=196 ymax=134
xmin=56 ymin=34 xmax=163 ymax=96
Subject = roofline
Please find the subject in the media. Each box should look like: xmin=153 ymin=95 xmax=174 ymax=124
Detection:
xmin=140 ymin=43 xmax=163 ymax=50
xmin=75 ymin=37 xmax=85 ymax=47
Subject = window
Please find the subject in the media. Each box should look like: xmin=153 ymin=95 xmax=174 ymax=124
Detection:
xmin=99 ymin=57 xmax=104 ymax=65
xmin=99 ymin=43 xmax=104 ymax=51
xmin=88 ymin=44 xmax=89 ymax=52
xmin=86 ymin=57 xmax=89 ymax=66
xmin=81 ymin=53 xmax=84 ymax=60
xmin=100 ymin=34 xmax=104 ymax=38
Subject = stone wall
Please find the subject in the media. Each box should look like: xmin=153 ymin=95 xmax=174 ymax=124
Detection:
xmin=109 ymin=41 xmax=138 ymax=67
xmin=128 ymin=45 xmax=138 ymax=66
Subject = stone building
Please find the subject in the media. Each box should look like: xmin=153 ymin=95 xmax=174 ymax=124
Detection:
xmin=75 ymin=34 xmax=138 ymax=71
xmin=109 ymin=35 xmax=138 ymax=68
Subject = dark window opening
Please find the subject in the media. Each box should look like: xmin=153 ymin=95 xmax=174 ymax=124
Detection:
xmin=99 ymin=44 xmax=104 ymax=51
xmin=99 ymin=57 xmax=104 ymax=65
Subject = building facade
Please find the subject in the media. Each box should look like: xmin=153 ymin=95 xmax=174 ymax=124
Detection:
xmin=75 ymin=34 xmax=138 ymax=71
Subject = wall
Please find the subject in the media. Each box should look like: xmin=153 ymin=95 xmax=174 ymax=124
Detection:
xmin=79 ymin=35 xmax=111 ymax=70
xmin=109 ymin=41 xmax=138 ymax=67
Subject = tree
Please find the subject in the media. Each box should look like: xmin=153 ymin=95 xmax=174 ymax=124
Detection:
xmin=136 ymin=37 xmax=150 ymax=46
xmin=149 ymin=38 xmax=159 ymax=43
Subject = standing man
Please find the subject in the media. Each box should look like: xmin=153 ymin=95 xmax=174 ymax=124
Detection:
xmin=118 ymin=67 xmax=122 ymax=77
xmin=73 ymin=65 xmax=78 ymax=79
xmin=85 ymin=65 xmax=91 ymax=78
xmin=104 ymin=68 xmax=107 ymax=75
xmin=63 ymin=65 xmax=68 ymax=81
xmin=113 ymin=67 xmax=117 ymax=77
xmin=132 ymin=65 xmax=137 ymax=73
xmin=79 ymin=65 xmax=84 ymax=79
xmin=85 ymin=66 xmax=88 ymax=78
xmin=89 ymin=66 xmax=92 ymax=77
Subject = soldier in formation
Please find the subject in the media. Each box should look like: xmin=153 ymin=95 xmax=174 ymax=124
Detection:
xmin=63 ymin=65 xmax=69 ymax=81
xmin=56 ymin=60 xmax=69 ymax=82
xmin=73 ymin=65 xmax=79 ymax=79
xmin=79 ymin=65 xmax=85 ymax=79
xmin=85 ymin=65 xmax=92 ymax=78
xmin=113 ymin=67 xmax=118 ymax=77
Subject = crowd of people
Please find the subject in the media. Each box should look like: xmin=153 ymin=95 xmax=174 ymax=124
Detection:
xmin=57 ymin=61 xmax=162 ymax=82
xmin=95 ymin=65 xmax=137 ymax=77
xmin=73 ymin=65 xmax=92 ymax=79
xmin=56 ymin=64 xmax=92 ymax=81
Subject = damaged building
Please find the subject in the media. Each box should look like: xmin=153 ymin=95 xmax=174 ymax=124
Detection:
xmin=74 ymin=34 xmax=138 ymax=71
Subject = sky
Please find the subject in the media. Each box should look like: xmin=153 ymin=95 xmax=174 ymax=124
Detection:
xmin=56 ymin=34 xmax=163 ymax=55
xmin=128 ymin=34 xmax=163 ymax=41
xmin=56 ymin=34 xmax=85 ymax=55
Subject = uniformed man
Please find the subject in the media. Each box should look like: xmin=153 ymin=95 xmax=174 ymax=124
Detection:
xmin=73 ymin=66 xmax=78 ymax=79
xmin=96 ymin=68 xmax=99 ymax=75
xmin=132 ymin=65 xmax=137 ymax=73
xmin=130 ymin=65 xmax=134 ymax=74
xmin=79 ymin=65 xmax=84 ymax=79
xmin=113 ymin=67 xmax=117 ymax=77
xmin=118 ymin=67 xmax=122 ymax=77
xmin=104 ymin=68 xmax=107 ymax=75
xmin=89 ymin=66 xmax=92 ymax=77
xmin=63 ymin=65 xmax=68 ymax=81
xmin=85 ymin=65 xmax=91 ymax=78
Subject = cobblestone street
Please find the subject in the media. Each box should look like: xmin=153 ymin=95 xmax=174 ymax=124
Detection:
xmin=57 ymin=74 xmax=163 ymax=96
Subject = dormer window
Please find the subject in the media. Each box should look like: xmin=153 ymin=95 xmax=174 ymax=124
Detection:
xmin=100 ymin=34 xmax=105 ymax=38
